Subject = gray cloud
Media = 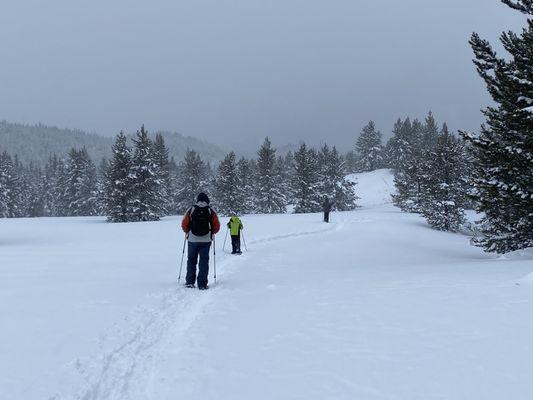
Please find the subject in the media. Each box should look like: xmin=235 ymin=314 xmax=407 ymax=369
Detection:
xmin=0 ymin=0 xmax=527 ymax=152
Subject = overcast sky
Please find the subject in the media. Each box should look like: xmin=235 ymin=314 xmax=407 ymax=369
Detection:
xmin=0 ymin=0 xmax=527 ymax=151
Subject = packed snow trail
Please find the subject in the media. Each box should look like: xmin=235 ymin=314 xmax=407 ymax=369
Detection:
xmin=1 ymin=170 xmax=532 ymax=400
xmin=64 ymin=220 xmax=342 ymax=400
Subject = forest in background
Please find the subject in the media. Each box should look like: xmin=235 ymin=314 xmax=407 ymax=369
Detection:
xmin=0 ymin=120 xmax=225 ymax=165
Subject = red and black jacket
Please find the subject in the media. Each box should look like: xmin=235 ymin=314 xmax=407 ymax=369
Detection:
xmin=181 ymin=206 xmax=221 ymax=235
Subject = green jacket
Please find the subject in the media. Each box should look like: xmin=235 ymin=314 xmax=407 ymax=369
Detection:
xmin=227 ymin=216 xmax=243 ymax=236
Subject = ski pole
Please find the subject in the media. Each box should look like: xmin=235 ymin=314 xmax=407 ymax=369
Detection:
xmin=223 ymin=227 xmax=228 ymax=252
xmin=178 ymin=234 xmax=188 ymax=284
xmin=213 ymin=234 xmax=217 ymax=285
xmin=242 ymin=230 xmax=248 ymax=252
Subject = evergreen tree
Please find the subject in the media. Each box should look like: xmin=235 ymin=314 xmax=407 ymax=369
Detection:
xmin=95 ymin=158 xmax=108 ymax=216
xmin=293 ymin=143 xmax=322 ymax=213
xmin=279 ymin=151 xmax=295 ymax=201
xmin=391 ymin=118 xmax=421 ymax=212
xmin=167 ymin=156 xmax=180 ymax=215
xmin=105 ymin=132 xmax=133 ymax=222
xmin=255 ymin=138 xmax=286 ymax=213
xmin=64 ymin=148 xmax=98 ymax=216
xmin=405 ymin=119 xmax=426 ymax=210
xmin=43 ymin=154 xmax=66 ymax=217
xmin=422 ymin=111 xmax=440 ymax=148
xmin=319 ymin=145 xmax=358 ymax=211
xmin=420 ymin=125 xmax=469 ymax=232
xmin=9 ymin=155 xmax=25 ymax=217
xmin=0 ymin=155 xmax=6 ymax=217
xmin=345 ymin=150 xmax=359 ymax=174
xmin=152 ymin=133 xmax=171 ymax=216
xmin=237 ymin=157 xmax=255 ymax=213
xmin=318 ymin=144 xmax=333 ymax=198
xmin=356 ymin=121 xmax=384 ymax=171
xmin=386 ymin=118 xmax=414 ymax=171
xmin=0 ymin=151 xmax=18 ymax=218
xmin=130 ymin=125 xmax=162 ymax=221
xmin=461 ymin=1 xmax=533 ymax=252
xmin=175 ymin=149 xmax=210 ymax=213
xmin=24 ymin=163 xmax=45 ymax=217
xmin=214 ymin=152 xmax=244 ymax=215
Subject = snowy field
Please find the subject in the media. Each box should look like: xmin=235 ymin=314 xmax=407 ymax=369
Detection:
xmin=1 ymin=169 xmax=532 ymax=400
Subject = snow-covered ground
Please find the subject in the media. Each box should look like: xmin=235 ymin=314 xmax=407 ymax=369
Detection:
xmin=1 ymin=169 xmax=532 ymax=400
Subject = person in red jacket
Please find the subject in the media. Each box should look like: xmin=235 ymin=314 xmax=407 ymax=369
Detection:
xmin=181 ymin=192 xmax=220 ymax=289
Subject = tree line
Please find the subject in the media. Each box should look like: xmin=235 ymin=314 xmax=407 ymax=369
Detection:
xmin=0 ymin=126 xmax=357 ymax=221
xmin=343 ymin=112 xmax=472 ymax=234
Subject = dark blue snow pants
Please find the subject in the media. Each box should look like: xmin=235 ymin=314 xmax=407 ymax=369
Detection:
xmin=186 ymin=241 xmax=211 ymax=288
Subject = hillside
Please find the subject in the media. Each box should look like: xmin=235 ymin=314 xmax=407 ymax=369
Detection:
xmin=347 ymin=169 xmax=395 ymax=207
xmin=1 ymin=170 xmax=532 ymax=400
xmin=0 ymin=120 xmax=226 ymax=165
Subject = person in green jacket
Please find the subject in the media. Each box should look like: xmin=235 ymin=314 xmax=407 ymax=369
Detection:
xmin=227 ymin=214 xmax=244 ymax=254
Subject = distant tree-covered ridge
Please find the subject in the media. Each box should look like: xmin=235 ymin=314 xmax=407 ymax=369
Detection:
xmin=0 ymin=120 xmax=225 ymax=165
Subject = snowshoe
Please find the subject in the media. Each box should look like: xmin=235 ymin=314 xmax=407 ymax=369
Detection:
xmin=185 ymin=283 xmax=195 ymax=288
xmin=198 ymin=285 xmax=209 ymax=290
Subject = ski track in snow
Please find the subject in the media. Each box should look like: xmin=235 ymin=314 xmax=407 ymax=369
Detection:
xmin=57 ymin=218 xmax=347 ymax=400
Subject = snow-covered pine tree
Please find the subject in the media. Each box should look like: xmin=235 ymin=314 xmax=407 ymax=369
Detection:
xmin=255 ymin=138 xmax=286 ymax=213
xmin=420 ymin=124 xmax=469 ymax=232
xmin=214 ymin=152 xmax=244 ymax=215
xmin=319 ymin=144 xmax=358 ymax=211
xmin=105 ymin=132 xmax=133 ymax=222
xmin=64 ymin=148 xmax=98 ymax=216
xmin=237 ymin=157 xmax=256 ymax=214
xmin=461 ymin=1 xmax=533 ymax=252
xmin=318 ymin=144 xmax=333 ymax=200
xmin=405 ymin=118 xmax=430 ymax=212
xmin=22 ymin=162 xmax=44 ymax=217
xmin=355 ymin=121 xmax=384 ymax=172
xmin=391 ymin=118 xmax=424 ymax=212
xmin=167 ymin=157 xmax=180 ymax=215
xmin=130 ymin=126 xmax=163 ymax=221
xmin=43 ymin=154 xmax=66 ymax=217
xmin=412 ymin=112 xmax=443 ymax=209
xmin=345 ymin=150 xmax=359 ymax=173
xmin=292 ymin=143 xmax=322 ymax=213
xmin=275 ymin=154 xmax=291 ymax=209
xmin=422 ymin=111 xmax=440 ymax=149
xmin=0 ymin=151 xmax=18 ymax=218
xmin=175 ymin=149 xmax=211 ymax=213
xmin=9 ymin=155 xmax=26 ymax=217
xmin=152 ymin=133 xmax=171 ymax=216
xmin=385 ymin=118 xmax=413 ymax=171
xmin=279 ymin=151 xmax=295 ymax=202
xmin=0 ymin=162 xmax=6 ymax=217
xmin=95 ymin=158 xmax=108 ymax=216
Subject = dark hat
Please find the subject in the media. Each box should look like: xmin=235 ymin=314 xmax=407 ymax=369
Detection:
xmin=197 ymin=192 xmax=210 ymax=204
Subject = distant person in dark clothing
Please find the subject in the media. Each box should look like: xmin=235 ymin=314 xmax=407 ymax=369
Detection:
xmin=181 ymin=192 xmax=220 ymax=290
xmin=323 ymin=197 xmax=333 ymax=223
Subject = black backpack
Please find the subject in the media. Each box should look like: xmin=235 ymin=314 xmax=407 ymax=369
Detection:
xmin=189 ymin=206 xmax=212 ymax=236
